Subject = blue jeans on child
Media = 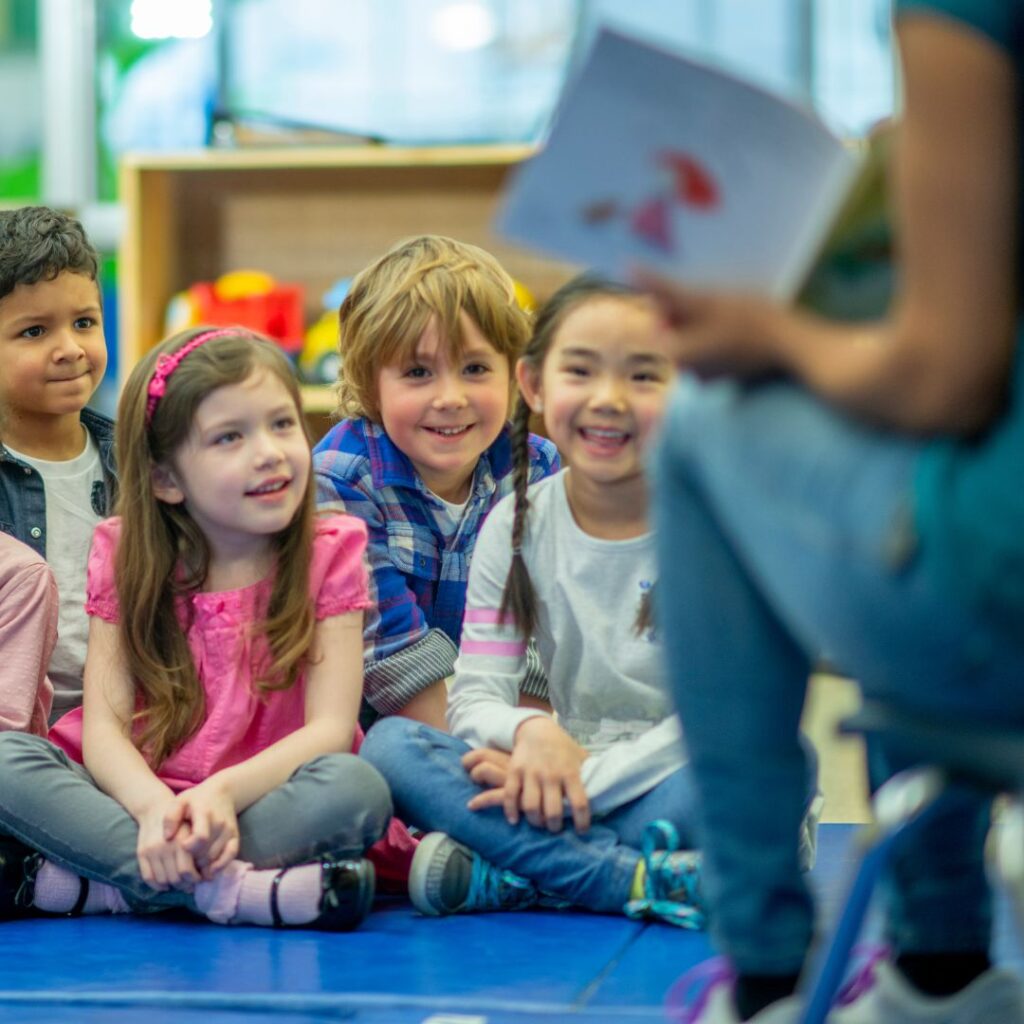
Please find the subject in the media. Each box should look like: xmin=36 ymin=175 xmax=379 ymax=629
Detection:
xmin=360 ymin=716 xmax=701 ymax=913
xmin=652 ymin=376 xmax=1024 ymax=976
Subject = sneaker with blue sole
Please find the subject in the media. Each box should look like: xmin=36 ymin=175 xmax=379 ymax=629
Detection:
xmin=408 ymin=832 xmax=540 ymax=916
xmin=624 ymin=819 xmax=706 ymax=929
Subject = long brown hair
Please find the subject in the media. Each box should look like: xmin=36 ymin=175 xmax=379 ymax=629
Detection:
xmin=498 ymin=276 xmax=655 ymax=638
xmin=114 ymin=327 xmax=316 ymax=767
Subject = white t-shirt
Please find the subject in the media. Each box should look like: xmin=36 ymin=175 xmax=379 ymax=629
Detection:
xmin=7 ymin=431 xmax=104 ymax=717
xmin=448 ymin=468 xmax=684 ymax=816
xmin=427 ymin=489 xmax=470 ymax=541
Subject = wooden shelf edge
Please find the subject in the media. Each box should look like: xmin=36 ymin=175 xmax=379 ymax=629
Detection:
xmin=300 ymin=384 xmax=337 ymax=416
xmin=119 ymin=143 xmax=537 ymax=173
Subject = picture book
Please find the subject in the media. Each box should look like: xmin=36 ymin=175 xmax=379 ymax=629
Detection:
xmin=496 ymin=28 xmax=865 ymax=300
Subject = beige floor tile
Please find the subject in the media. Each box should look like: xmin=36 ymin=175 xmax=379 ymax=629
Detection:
xmin=803 ymin=673 xmax=873 ymax=824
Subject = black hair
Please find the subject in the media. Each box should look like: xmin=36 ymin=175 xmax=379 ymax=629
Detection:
xmin=499 ymin=274 xmax=655 ymax=638
xmin=0 ymin=205 xmax=99 ymax=303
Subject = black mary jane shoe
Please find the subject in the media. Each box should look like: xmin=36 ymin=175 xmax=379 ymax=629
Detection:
xmin=0 ymin=835 xmax=43 ymax=919
xmin=269 ymin=857 xmax=376 ymax=932
xmin=0 ymin=838 xmax=91 ymax=919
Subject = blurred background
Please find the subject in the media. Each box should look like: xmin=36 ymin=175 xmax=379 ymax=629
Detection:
xmin=0 ymin=0 xmax=897 ymax=415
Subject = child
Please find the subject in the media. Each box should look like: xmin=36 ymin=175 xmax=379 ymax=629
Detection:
xmin=314 ymin=235 xmax=560 ymax=731
xmin=0 ymin=533 xmax=57 ymax=735
xmin=0 ymin=205 xmax=116 ymax=722
xmin=362 ymin=276 xmax=820 ymax=920
xmin=0 ymin=327 xmax=396 ymax=930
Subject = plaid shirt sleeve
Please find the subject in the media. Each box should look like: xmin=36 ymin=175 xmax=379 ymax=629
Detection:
xmin=526 ymin=435 xmax=560 ymax=485
xmin=314 ymin=453 xmax=456 ymax=714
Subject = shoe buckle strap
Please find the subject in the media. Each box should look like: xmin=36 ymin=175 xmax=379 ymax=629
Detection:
xmin=14 ymin=853 xmax=41 ymax=911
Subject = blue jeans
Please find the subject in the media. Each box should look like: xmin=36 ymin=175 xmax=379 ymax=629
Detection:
xmin=653 ymin=377 xmax=1024 ymax=975
xmin=359 ymin=716 xmax=701 ymax=913
xmin=0 ymin=733 xmax=393 ymax=914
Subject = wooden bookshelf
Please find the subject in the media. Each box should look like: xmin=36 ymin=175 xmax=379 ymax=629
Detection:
xmin=118 ymin=144 xmax=577 ymax=425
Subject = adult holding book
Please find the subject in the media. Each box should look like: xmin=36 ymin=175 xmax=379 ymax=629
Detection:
xmin=642 ymin=2 xmax=1024 ymax=1023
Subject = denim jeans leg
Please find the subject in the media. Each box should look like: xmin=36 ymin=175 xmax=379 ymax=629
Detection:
xmin=653 ymin=377 xmax=1012 ymax=971
xmin=866 ymin=740 xmax=993 ymax=955
xmin=0 ymin=732 xmax=192 ymax=912
xmin=360 ymin=717 xmax=639 ymax=913
xmin=653 ymin=416 xmax=814 ymax=975
xmin=236 ymin=753 xmax=392 ymax=869
xmin=595 ymin=766 xmax=700 ymax=850
xmin=598 ymin=747 xmax=818 ymax=858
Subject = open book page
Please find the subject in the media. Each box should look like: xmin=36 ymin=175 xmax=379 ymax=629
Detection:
xmin=497 ymin=28 xmax=864 ymax=300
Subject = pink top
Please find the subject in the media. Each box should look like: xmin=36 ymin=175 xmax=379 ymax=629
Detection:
xmin=50 ymin=513 xmax=371 ymax=790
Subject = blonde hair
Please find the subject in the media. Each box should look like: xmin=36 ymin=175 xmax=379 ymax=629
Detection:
xmin=500 ymin=276 xmax=655 ymax=639
xmin=114 ymin=326 xmax=316 ymax=768
xmin=335 ymin=235 xmax=531 ymax=420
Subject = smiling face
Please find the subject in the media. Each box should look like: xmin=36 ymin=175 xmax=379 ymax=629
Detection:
xmin=519 ymin=296 xmax=671 ymax=490
xmin=376 ymin=311 xmax=512 ymax=503
xmin=152 ymin=367 xmax=311 ymax=564
xmin=0 ymin=271 xmax=106 ymax=440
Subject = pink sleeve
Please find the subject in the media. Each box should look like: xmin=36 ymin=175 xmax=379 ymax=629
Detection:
xmin=0 ymin=538 xmax=56 ymax=736
xmin=84 ymin=518 xmax=122 ymax=624
xmin=310 ymin=514 xmax=372 ymax=620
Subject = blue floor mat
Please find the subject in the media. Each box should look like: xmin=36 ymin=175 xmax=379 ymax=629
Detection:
xmin=0 ymin=825 xmax=1017 ymax=1022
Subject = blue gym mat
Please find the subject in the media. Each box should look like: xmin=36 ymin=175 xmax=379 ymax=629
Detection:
xmin=0 ymin=825 xmax=1017 ymax=1022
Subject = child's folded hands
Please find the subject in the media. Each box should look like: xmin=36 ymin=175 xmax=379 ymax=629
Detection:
xmin=173 ymin=777 xmax=241 ymax=881
xmin=466 ymin=717 xmax=591 ymax=834
xmin=135 ymin=795 xmax=201 ymax=892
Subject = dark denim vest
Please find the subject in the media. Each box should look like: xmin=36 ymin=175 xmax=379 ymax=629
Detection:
xmin=0 ymin=407 xmax=118 ymax=557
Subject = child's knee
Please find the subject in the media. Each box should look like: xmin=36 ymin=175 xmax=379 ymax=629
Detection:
xmin=293 ymin=752 xmax=392 ymax=837
xmin=359 ymin=715 xmax=434 ymax=772
xmin=0 ymin=730 xmax=59 ymax=771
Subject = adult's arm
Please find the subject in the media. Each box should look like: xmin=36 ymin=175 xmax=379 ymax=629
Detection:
xmin=643 ymin=12 xmax=1018 ymax=436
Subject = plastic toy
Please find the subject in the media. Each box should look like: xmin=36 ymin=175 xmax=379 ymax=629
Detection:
xmin=298 ymin=278 xmax=350 ymax=385
xmin=165 ymin=269 xmax=306 ymax=355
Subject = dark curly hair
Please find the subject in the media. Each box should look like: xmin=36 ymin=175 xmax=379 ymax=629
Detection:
xmin=0 ymin=205 xmax=99 ymax=302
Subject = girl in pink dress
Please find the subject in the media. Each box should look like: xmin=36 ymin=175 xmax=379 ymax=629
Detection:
xmin=0 ymin=326 xmax=412 ymax=930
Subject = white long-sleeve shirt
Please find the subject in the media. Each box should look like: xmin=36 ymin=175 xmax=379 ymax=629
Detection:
xmin=448 ymin=469 xmax=684 ymax=817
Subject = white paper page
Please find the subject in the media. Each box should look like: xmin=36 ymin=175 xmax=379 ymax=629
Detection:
xmin=497 ymin=29 xmax=863 ymax=299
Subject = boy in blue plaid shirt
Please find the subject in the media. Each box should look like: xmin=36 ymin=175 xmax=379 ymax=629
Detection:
xmin=314 ymin=236 xmax=559 ymax=729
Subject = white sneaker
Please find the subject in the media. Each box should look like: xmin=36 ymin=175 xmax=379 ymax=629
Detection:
xmin=668 ymin=956 xmax=1023 ymax=1023
xmin=665 ymin=958 xmax=800 ymax=1022
xmin=828 ymin=961 xmax=1024 ymax=1023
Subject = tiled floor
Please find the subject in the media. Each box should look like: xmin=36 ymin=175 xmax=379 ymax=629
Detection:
xmin=803 ymin=672 xmax=872 ymax=823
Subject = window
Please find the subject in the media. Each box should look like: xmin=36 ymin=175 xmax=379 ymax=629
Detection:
xmin=0 ymin=2 xmax=41 ymax=201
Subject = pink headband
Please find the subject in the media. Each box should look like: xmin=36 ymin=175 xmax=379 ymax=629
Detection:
xmin=145 ymin=328 xmax=239 ymax=426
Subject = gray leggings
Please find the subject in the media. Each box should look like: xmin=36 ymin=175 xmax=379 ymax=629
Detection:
xmin=0 ymin=732 xmax=392 ymax=913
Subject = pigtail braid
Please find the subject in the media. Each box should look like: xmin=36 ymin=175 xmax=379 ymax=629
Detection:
xmin=498 ymin=396 xmax=538 ymax=639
